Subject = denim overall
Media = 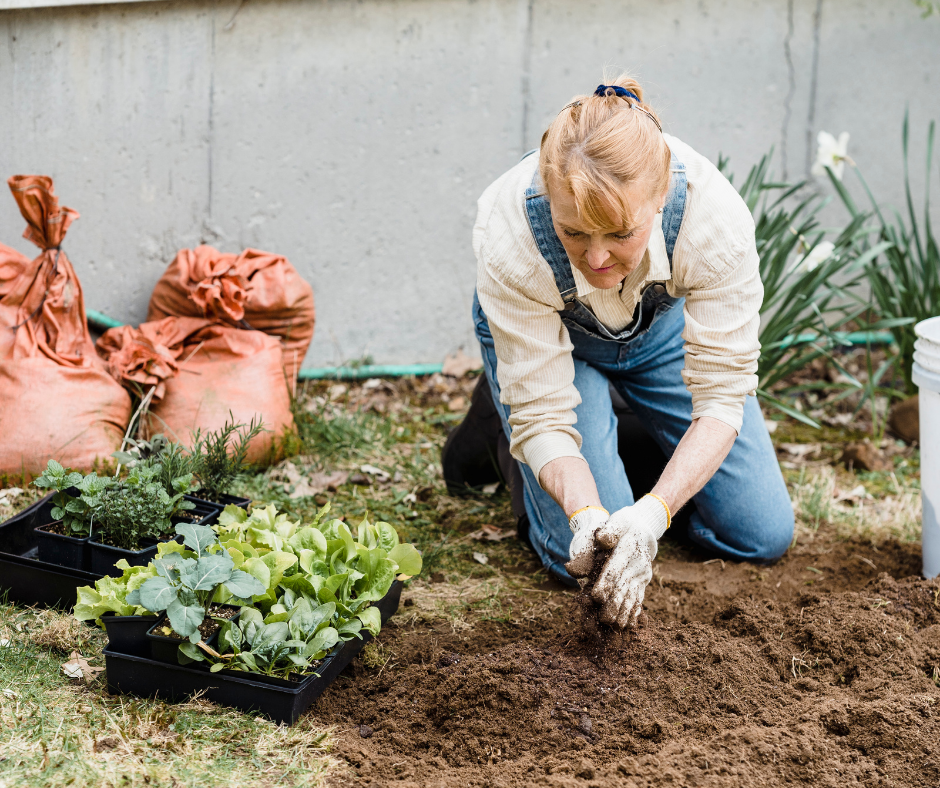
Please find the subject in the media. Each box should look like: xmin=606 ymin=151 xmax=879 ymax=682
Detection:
xmin=472 ymin=152 xmax=794 ymax=583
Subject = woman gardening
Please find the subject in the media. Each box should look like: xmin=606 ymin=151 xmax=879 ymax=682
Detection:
xmin=443 ymin=75 xmax=794 ymax=629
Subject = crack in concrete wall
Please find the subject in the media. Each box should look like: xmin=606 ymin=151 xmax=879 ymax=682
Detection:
xmin=781 ymin=0 xmax=797 ymax=180
xmin=804 ymin=0 xmax=824 ymax=176
xmin=520 ymin=0 xmax=535 ymax=154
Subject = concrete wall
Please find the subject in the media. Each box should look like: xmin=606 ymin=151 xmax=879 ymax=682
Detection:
xmin=0 ymin=0 xmax=937 ymax=367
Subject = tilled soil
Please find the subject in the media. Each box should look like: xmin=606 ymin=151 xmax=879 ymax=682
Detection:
xmin=315 ymin=536 xmax=940 ymax=787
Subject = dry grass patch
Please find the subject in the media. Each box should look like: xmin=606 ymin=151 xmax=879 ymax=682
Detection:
xmin=0 ymin=605 xmax=337 ymax=788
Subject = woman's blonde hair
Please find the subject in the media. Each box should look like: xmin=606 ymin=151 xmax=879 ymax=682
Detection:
xmin=539 ymin=73 xmax=670 ymax=231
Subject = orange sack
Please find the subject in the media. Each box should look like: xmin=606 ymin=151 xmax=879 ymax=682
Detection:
xmin=0 ymin=176 xmax=131 ymax=479
xmin=147 ymin=245 xmax=315 ymax=382
xmin=97 ymin=317 xmax=294 ymax=464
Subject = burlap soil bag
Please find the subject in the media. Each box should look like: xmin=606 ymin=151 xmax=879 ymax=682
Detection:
xmin=97 ymin=317 xmax=294 ymax=464
xmin=0 ymin=176 xmax=131 ymax=479
xmin=146 ymin=245 xmax=315 ymax=382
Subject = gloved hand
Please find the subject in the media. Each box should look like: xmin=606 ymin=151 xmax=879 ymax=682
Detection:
xmin=591 ymin=494 xmax=671 ymax=628
xmin=564 ymin=506 xmax=609 ymax=578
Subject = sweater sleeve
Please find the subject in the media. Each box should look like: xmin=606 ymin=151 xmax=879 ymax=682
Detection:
xmin=475 ymin=247 xmax=586 ymax=483
xmin=679 ymin=224 xmax=763 ymax=433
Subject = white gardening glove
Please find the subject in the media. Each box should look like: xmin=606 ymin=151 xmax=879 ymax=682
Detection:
xmin=564 ymin=506 xmax=609 ymax=578
xmin=591 ymin=494 xmax=671 ymax=628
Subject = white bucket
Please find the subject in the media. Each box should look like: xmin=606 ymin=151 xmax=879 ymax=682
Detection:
xmin=913 ymin=315 xmax=940 ymax=578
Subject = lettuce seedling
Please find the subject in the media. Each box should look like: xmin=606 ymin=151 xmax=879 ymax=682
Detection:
xmin=181 ymin=596 xmax=341 ymax=678
xmin=127 ymin=523 xmax=265 ymax=643
xmin=71 ymin=540 xmax=188 ymax=626
xmin=215 ymin=502 xmax=422 ymax=644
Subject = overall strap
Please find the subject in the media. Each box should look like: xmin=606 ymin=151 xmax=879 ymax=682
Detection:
xmin=661 ymin=155 xmax=687 ymax=261
xmin=524 ymin=151 xmax=687 ymax=301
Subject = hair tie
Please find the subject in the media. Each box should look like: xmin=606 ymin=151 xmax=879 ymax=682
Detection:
xmin=594 ymin=84 xmax=639 ymax=102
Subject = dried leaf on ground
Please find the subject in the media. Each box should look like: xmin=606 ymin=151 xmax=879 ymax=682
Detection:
xmin=61 ymin=651 xmax=104 ymax=684
xmin=834 ymin=484 xmax=870 ymax=504
xmin=275 ymin=462 xmax=349 ymax=499
xmin=468 ymin=524 xmax=515 ymax=542
xmin=481 ymin=482 xmax=500 ymax=495
xmin=447 ymin=396 xmax=467 ymax=412
xmin=442 ymin=349 xmax=483 ymax=378
xmin=779 ymin=443 xmax=822 ymax=458
xmin=841 ymin=441 xmax=889 ymax=472
xmin=0 ymin=487 xmax=23 ymax=506
xmin=360 ymin=464 xmax=391 ymax=483
xmin=472 ymin=552 xmax=489 ymax=565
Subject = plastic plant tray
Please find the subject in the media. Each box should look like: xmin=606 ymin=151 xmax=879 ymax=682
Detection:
xmin=104 ymin=580 xmax=403 ymax=725
xmin=0 ymin=492 xmax=99 ymax=609
xmin=0 ymin=493 xmax=225 ymax=606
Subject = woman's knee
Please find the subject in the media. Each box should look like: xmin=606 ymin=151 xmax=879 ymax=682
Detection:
xmin=691 ymin=477 xmax=795 ymax=563
xmin=751 ymin=505 xmax=795 ymax=562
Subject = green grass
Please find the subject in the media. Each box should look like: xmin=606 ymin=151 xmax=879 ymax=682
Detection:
xmin=0 ymin=371 xmax=925 ymax=786
xmin=0 ymin=603 xmax=332 ymax=788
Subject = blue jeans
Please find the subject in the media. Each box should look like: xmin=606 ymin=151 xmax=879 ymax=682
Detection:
xmin=473 ymin=293 xmax=794 ymax=584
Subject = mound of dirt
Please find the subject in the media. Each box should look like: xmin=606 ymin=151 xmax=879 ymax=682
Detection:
xmin=315 ymin=538 xmax=939 ymax=787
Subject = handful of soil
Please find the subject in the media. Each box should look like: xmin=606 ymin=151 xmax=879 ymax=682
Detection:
xmin=573 ymin=547 xmax=636 ymax=658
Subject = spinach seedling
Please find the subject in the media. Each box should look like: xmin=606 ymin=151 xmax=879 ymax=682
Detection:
xmin=127 ymin=523 xmax=265 ymax=642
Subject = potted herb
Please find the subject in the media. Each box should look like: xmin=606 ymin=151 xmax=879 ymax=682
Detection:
xmin=31 ymin=461 xmax=110 ymax=570
xmin=128 ymin=523 xmax=265 ymax=664
xmin=113 ymin=436 xmax=227 ymax=521
xmin=88 ymin=464 xmax=198 ymax=577
xmin=114 ymin=419 xmax=262 ymax=510
xmin=188 ymin=415 xmax=264 ymax=506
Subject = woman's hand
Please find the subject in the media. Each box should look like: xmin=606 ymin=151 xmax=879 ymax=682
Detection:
xmin=565 ymin=506 xmax=609 ymax=577
xmin=589 ymin=495 xmax=669 ymax=627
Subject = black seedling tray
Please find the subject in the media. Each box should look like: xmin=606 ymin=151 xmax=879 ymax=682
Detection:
xmin=101 ymin=613 xmax=159 ymax=658
xmin=87 ymin=495 xmax=224 ymax=578
xmin=104 ymin=581 xmax=403 ymax=725
xmin=0 ymin=493 xmax=225 ymax=606
xmin=146 ymin=605 xmax=241 ymax=664
xmin=88 ymin=537 xmax=160 ymax=577
xmin=35 ymin=522 xmax=89 ymax=570
xmin=214 ymin=494 xmax=252 ymax=510
xmin=0 ymin=493 xmax=99 ymax=609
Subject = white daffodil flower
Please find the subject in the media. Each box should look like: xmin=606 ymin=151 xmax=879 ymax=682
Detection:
xmin=796 ymin=240 xmax=835 ymax=273
xmin=811 ymin=131 xmax=851 ymax=181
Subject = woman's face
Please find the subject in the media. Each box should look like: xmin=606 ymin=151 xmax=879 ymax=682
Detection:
xmin=549 ymin=183 xmax=664 ymax=290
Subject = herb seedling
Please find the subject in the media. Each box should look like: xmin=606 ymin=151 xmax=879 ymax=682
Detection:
xmin=32 ymin=460 xmax=111 ymax=537
xmin=95 ymin=464 xmax=196 ymax=550
xmin=189 ymin=414 xmax=265 ymax=502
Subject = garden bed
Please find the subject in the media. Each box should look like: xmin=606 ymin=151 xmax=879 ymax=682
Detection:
xmin=316 ymin=533 xmax=938 ymax=787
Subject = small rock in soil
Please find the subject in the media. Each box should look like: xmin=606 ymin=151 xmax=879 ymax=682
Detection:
xmin=358 ymin=725 xmax=373 ymax=738
xmin=840 ymin=440 xmax=888 ymax=472
xmin=888 ymin=395 xmax=919 ymax=443
xmin=436 ymin=652 xmax=460 ymax=668
xmin=578 ymin=714 xmax=592 ymax=734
